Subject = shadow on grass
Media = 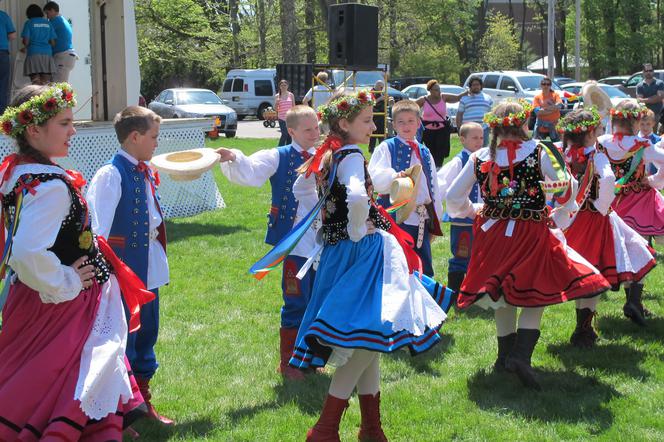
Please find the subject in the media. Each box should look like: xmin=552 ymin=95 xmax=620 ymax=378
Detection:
xmin=467 ymin=368 xmax=620 ymax=434
xmin=456 ymin=305 xmax=494 ymax=320
xmin=547 ymin=342 xmax=649 ymax=379
xmin=130 ymin=417 xmax=216 ymax=440
xmin=166 ymin=221 xmax=249 ymax=243
xmin=386 ymin=334 xmax=455 ymax=376
xmin=225 ymin=371 xmax=331 ymax=424
xmin=596 ymin=314 xmax=664 ymax=342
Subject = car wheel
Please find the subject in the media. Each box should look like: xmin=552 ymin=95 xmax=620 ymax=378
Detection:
xmin=257 ymin=103 xmax=270 ymax=120
xmin=225 ymin=131 xmax=236 ymax=138
xmin=172 ymin=114 xmax=179 ymax=118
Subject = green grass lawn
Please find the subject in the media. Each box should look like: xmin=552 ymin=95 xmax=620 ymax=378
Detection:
xmin=133 ymin=135 xmax=664 ymax=441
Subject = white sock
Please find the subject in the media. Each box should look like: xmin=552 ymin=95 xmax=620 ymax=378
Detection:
xmin=517 ymin=307 xmax=545 ymax=330
xmin=328 ymin=349 xmax=379 ymax=399
xmin=575 ymin=296 xmax=599 ymax=311
xmin=356 ymin=353 xmax=380 ymax=396
xmin=495 ymin=305 xmax=518 ymax=337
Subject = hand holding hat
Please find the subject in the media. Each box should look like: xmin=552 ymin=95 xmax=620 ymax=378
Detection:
xmin=151 ymin=148 xmax=221 ymax=182
xmin=389 ymin=164 xmax=422 ymax=225
xmin=216 ymin=147 xmax=236 ymax=163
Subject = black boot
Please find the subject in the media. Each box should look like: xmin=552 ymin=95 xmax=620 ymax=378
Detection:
xmin=570 ymin=308 xmax=598 ymax=348
xmin=447 ymin=271 xmax=465 ymax=294
xmin=494 ymin=333 xmax=516 ymax=372
xmin=505 ymin=328 xmax=541 ymax=390
xmin=623 ymin=283 xmax=646 ymax=327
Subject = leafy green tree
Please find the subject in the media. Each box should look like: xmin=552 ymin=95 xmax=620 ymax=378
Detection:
xmin=475 ymin=12 xmax=520 ymax=72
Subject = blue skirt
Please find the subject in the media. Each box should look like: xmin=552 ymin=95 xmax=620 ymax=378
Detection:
xmin=289 ymin=231 xmax=447 ymax=369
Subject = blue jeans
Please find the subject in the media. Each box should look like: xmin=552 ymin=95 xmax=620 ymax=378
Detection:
xmin=278 ymin=119 xmax=292 ymax=146
xmin=0 ymin=51 xmax=10 ymax=115
xmin=126 ymin=288 xmax=160 ymax=380
xmin=533 ymin=119 xmax=560 ymax=142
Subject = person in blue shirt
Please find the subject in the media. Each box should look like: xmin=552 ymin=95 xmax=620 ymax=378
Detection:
xmin=21 ymin=4 xmax=56 ymax=85
xmin=44 ymin=2 xmax=76 ymax=82
xmin=0 ymin=7 xmax=16 ymax=113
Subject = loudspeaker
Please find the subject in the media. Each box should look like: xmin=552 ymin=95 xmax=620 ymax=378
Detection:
xmin=328 ymin=3 xmax=378 ymax=68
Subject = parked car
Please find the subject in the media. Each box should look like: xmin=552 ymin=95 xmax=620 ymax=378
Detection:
xmin=218 ymin=68 xmax=276 ymax=120
xmin=560 ymin=82 xmax=634 ymax=108
xmin=401 ymin=83 xmax=464 ymax=132
xmin=462 ymin=71 xmax=562 ymax=104
xmin=390 ymin=76 xmax=433 ymax=91
xmin=622 ymin=70 xmax=664 ymax=98
xmin=149 ymin=88 xmax=237 ymax=138
xmin=598 ymin=76 xmax=630 ymax=87
xmin=328 ymin=70 xmax=405 ymax=102
xmin=554 ymin=76 xmax=575 ymax=86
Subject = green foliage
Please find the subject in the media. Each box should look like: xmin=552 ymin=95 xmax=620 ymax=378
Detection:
xmin=475 ymin=12 xmax=520 ymax=72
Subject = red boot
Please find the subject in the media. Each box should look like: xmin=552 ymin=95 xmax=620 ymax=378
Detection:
xmin=358 ymin=392 xmax=388 ymax=442
xmin=306 ymin=394 xmax=349 ymax=441
xmin=136 ymin=377 xmax=175 ymax=425
xmin=279 ymin=327 xmax=306 ymax=380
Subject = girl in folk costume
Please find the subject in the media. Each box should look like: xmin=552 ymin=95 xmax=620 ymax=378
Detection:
xmin=0 ymin=84 xmax=154 ymax=441
xmin=597 ymin=100 xmax=664 ymax=326
xmin=290 ymin=91 xmax=449 ymax=441
xmin=446 ymin=100 xmax=610 ymax=390
xmin=559 ymin=109 xmax=656 ymax=343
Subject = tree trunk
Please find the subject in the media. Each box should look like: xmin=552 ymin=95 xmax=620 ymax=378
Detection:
xmin=257 ymin=0 xmax=267 ymax=67
xmin=554 ymin=3 xmax=567 ymax=76
xmin=519 ymin=0 xmax=527 ymax=68
xmin=305 ymin=0 xmax=316 ymax=63
xmin=279 ymin=0 xmax=300 ymax=62
xmin=389 ymin=0 xmax=398 ymax=71
xmin=229 ymin=0 xmax=240 ymax=67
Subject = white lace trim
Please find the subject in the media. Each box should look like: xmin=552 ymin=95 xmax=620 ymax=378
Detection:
xmin=609 ymin=211 xmax=655 ymax=275
xmin=75 ymin=275 xmax=132 ymax=419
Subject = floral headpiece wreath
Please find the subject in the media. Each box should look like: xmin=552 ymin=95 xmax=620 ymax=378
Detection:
xmin=556 ymin=106 xmax=601 ymax=134
xmin=0 ymin=83 xmax=76 ymax=138
xmin=609 ymin=105 xmax=648 ymax=121
xmin=317 ymin=89 xmax=375 ymax=124
xmin=483 ymin=99 xmax=533 ymax=128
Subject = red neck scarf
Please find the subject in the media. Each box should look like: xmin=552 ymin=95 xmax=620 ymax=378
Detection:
xmin=406 ymin=140 xmax=422 ymax=163
xmin=480 ymin=139 xmax=522 ymax=196
xmin=305 ymin=135 xmax=344 ymax=177
xmin=568 ymin=145 xmax=588 ymax=164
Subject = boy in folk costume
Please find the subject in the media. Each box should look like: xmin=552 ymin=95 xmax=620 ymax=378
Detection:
xmin=216 ymin=105 xmax=320 ymax=380
xmin=368 ymin=99 xmax=443 ymax=277
xmin=559 ymin=108 xmax=655 ymax=344
xmin=87 ymin=106 xmax=173 ymax=424
xmin=438 ymin=122 xmax=484 ymax=294
xmin=598 ymin=100 xmax=664 ymax=325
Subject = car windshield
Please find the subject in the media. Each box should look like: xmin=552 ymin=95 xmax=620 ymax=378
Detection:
xmin=441 ymin=86 xmax=465 ymax=94
xmin=331 ymin=70 xmax=385 ymax=87
xmin=601 ymin=85 xmax=628 ymax=98
xmin=518 ymin=75 xmax=561 ymax=91
xmin=176 ymin=90 xmax=222 ymax=105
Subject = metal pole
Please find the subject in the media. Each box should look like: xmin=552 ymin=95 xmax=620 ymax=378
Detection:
xmin=547 ymin=0 xmax=555 ymax=79
xmin=575 ymin=0 xmax=581 ymax=81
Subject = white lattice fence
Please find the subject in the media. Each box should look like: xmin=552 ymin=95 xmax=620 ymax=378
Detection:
xmin=0 ymin=119 xmax=225 ymax=219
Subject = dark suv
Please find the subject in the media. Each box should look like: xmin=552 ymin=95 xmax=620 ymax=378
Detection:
xmin=623 ymin=70 xmax=664 ymax=97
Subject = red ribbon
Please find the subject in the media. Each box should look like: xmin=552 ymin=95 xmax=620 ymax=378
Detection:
xmin=65 ymin=169 xmax=87 ymax=189
xmin=480 ymin=161 xmax=501 ymax=196
xmin=406 ymin=141 xmax=423 ymax=163
xmin=305 ymin=135 xmax=344 ymax=177
xmin=569 ymin=146 xmax=587 ymax=164
xmin=0 ymin=153 xmax=21 ymax=187
xmin=137 ymin=161 xmax=158 ymax=197
xmin=97 ymin=236 xmax=156 ymax=333
xmin=376 ymin=205 xmax=422 ymax=275
xmin=498 ymin=139 xmax=521 ymax=181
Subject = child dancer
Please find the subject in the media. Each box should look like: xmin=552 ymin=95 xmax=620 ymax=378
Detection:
xmin=369 ymin=99 xmax=443 ymax=277
xmin=446 ymin=100 xmax=610 ymax=390
xmin=597 ymin=100 xmax=664 ymax=325
xmin=217 ymin=105 xmax=320 ymax=380
xmin=87 ymin=106 xmax=173 ymax=424
xmin=291 ymin=91 xmax=447 ymax=441
xmin=559 ymin=108 xmax=656 ymax=344
xmin=0 ymin=84 xmax=152 ymax=440
xmin=638 ymin=108 xmax=661 ymax=175
xmin=438 ymin=121 xmax=484 ymax=294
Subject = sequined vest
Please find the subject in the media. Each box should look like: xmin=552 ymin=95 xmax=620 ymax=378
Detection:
xmin=605 ymin=143 xmax=647 ymax=195
xmin=2 ymin=173 xmax=111 ymax=284
xmin=568 ymin=149 xmax=600 ymax=212
xmin=474 ymin=144 xmax=548 ymax=222
xmin=317 ymin=148 xmax=392 ymax=245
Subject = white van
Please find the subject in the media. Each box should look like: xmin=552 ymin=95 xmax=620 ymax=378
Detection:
xmin=463 ymin=71 xmax=562 ymax=103
xmin=219 ymin=69 xmax=277 ymax=119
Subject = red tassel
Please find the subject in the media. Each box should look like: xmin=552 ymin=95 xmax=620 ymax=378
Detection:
xmin=376 ymin=205 xmax=422 ymax=275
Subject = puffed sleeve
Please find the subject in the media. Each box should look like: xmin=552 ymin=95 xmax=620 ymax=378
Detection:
xmin=540 ymin=148 xmax=579 ymax=229
xmin=446 ymin=153 xmax=480 ymax=219
xmin=367 ymin=141 xmax=398 ymax=193
xmin=591 ymin=151 xmax=616 ymax=216
xmin=437 ymin=156 xmax=462 ymax=201
xmin=9 ymin=179 xmax=83 ymax=303
xmin=645 ymin=142 xmax=664 ymax=189
xmin=220 ymin=148 xmax=280 ymax=187
xmin=338 ymin=152 xmax=370 ymax=242
xmin=86 ymin=164 xmax=122 ymax=239
xmin=293 ymin=171 xmax=318 ymax=212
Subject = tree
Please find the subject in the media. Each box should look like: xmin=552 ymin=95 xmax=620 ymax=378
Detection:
xmin=279 ymin=0 xmax=299 ymax=62
xmin=475 ymin=12 xmax=520 ymax=71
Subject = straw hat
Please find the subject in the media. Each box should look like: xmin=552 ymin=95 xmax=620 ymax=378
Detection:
xmin=389 ymin=164 xmax=422 ymax=224
xmin=151 ymin=148 xmax=220 ymax=181
xmin=582 ymin=81 xmax=612 ymax=118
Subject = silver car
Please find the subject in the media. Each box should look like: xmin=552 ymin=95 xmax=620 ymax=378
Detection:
xmin=149 ymin=88 xmax=238 ymax=138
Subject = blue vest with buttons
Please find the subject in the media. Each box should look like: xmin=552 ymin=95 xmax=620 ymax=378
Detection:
xmin=443 ymin=150 xmax=478 ymax=225
xmin=377 ymin=137 xmax=436 ymax=211
xmin=265 ymin=145 xmax=304 ymax=246
xmin=108 ymin=154 xmax=150 ymax=284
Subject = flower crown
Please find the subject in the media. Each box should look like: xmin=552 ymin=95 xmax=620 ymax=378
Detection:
xmin=0 ymin=83 xmax=76 ymax=138
xmin=556 ymin=106 xmax=602 ymax=134
xmin=483 ymin=99 xmax=533 ymax=128
xmin=317 ymin=89 xmax=375 ymax=124
xmin=609 ymin=105 xmax=648 ymax=120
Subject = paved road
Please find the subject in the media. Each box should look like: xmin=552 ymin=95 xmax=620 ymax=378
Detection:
xmin=235 ymin=118 xmax=280 ymax=139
